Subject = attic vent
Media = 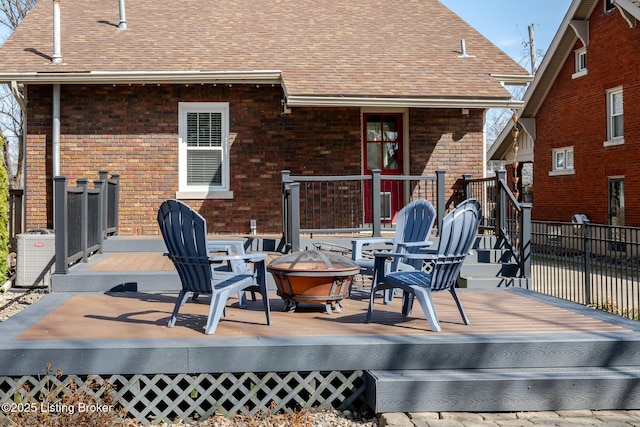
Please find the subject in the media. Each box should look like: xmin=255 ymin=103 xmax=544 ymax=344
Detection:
xmin=52 ymin=0 xmax=62 ymax=63
xmin=458 ymin=39 xmax=475 ymax=58
xmin=119 ymin=0 xmax=128 ymax=30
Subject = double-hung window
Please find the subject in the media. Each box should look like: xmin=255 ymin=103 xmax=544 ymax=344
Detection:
xmin=573 ymin=47 xmax=587 ymax=78
xmin=550 ymin=146 xmax=574 ymax=176
xmin=606 ymin=87 xmax=624 ymax=146
xmin=177 ymin=102 xmax=232 ymax=199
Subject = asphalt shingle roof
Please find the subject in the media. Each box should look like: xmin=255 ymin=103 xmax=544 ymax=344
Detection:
xmin=0 ymin=0 xmax=529 ymax=100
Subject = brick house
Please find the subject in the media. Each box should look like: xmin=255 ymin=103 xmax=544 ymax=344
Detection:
xmin=489 ymin=0 xmax=640 ymax=227
xmin=0 ymin=0 xmax=529 ymax=235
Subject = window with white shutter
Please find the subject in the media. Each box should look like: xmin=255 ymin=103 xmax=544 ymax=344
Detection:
xmin=178 ymin=103 xmax=232 ymax=199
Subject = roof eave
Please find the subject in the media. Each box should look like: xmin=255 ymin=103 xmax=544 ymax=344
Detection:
xmin=286 ymin=95 xmax=524 ymax=109
xmin=488 ymin=0 xmax=600 ymax=159
xmin=491 ymin=73 xmax=535 ymax=86
xmin=519 ymin=0 xmax=599 ymax=117
xmin=0 ymin=70 xmax=284 ymax=85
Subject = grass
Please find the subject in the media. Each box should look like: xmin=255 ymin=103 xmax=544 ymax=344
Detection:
xmin=589 ymin=301 xmax=640 ymax=321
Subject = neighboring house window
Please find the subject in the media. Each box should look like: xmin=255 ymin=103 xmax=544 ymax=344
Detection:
xmin=606 ymin=87 xmax=624 ymax=146
xmin=177 ymin=102 xmax=232 ymax=199
xmin=549 ymin=146 xmax=574 ymax=176
xmin=605 ymin=0 xmax=615 ymax=12
xmin=572 ymin=47 xmax=587 ymax=78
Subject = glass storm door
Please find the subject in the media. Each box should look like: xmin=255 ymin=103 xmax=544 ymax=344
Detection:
xmin=609 ymin=178 xmax=626 ymax=252
xmin=609 ymin=178 xmax=625 ymax=226
xmin=363 ymin=113 xmax=403 ymax=223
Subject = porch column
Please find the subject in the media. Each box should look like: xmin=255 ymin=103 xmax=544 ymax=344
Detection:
xmin=371 ymin=169 xmax=381 ymax=237
xmin=52 ymin=84 xmax=61 ymax=176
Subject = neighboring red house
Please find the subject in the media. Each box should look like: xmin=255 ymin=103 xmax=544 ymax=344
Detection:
xmin=0 ymin=0 xmax=529 ymax=235
xmin=489 ymin=0 xmax=640 ymax=227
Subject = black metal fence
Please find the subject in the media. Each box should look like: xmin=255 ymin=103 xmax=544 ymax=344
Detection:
xmin=53 ymin=171 xmax=120 ymax=274
xmin=531 ymin=221 xmax=640 ymax=319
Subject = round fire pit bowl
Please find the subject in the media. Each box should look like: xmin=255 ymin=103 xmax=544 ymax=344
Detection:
xmin=267 ymin=249 xmax=359 ymax=314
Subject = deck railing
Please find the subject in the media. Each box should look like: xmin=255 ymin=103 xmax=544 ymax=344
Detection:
xmin=53 ymin=171 xmax=120 ymax=274
xmin=8 ymin=189 xmax=24 ymax=252
xmin=281 ymin=169 xmax=446 ymax=252
xmin=531 ymin=221 xmax=640 ymax=319
xmin=282 ymin=169 xmax=532 ymax=277
xmin=464 ymin=170 xmax=532 ymax=279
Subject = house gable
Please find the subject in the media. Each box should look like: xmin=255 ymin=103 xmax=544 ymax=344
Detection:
xmin=490 ymin=0 xmax=640 ymax=226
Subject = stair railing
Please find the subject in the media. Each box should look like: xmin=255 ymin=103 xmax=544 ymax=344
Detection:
xmin=464 ymin=171 xmax=531 ymax=279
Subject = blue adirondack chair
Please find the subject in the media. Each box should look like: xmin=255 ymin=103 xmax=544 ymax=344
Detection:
xmin=366 ymin=198 xmax=481 ymax=332
xmin=351 ymin=199 xmax=436 ymax=301
xmin=157 ymin=199 xmax=271 ymax=335
xmin=206 ymin=239 xmax=257 ymax=307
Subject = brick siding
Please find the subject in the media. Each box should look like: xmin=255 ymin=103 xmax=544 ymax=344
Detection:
xmin=533 ymin=2 xmax=640 ymax=226
xmin=25 ymin=84 xmax=484 ymax=235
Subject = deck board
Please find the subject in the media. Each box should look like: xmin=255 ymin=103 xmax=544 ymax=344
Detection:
xmin=88 ymin=252 xmax=175 ymax=271
xmin=18 ymin=289 xmax=631 ymax=341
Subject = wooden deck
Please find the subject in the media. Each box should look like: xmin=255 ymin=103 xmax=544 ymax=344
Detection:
xmin=17 ymin=289 xmax=631 ymax=341
xmin=6 ymin=243 xmax=640 ymax=419
xmin=88 ymin=251 xmax=175 ymax=272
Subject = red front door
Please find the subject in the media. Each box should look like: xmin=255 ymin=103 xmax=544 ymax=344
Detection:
xmin=363 ymin=113 xmax=404 ymax=223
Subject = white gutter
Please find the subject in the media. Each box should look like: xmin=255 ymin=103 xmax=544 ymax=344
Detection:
xmin=0 ymin=70 xmax=284 ymax=85
xmin=0 ymin=68 xmax=523 ymax=109
xmin=286 ymin=95 xmax=524 ymax=110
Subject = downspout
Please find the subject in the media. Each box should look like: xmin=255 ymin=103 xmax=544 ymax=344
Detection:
xmin=11 ymin=81 xmax=27 ymax=231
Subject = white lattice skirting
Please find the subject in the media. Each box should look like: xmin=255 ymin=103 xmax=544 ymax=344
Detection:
xmin=1 ymin=370 xmax=368 ymax=423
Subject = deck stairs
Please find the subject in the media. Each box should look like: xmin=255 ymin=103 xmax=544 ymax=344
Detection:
xmin=458 ymin=234 xmax=530 ymax=289
xmin=47 ymin=236 xmax=640 ymax=414
xmin=53 ymin=234 xmax=528 ymax=292
xmin=366 ymin=233 xmax=640 ymax=414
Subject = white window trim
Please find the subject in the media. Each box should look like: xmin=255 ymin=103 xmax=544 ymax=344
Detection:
xmin=605 ymin=87 xmax=624 ymax=146
xmin=572 ymin=48 xmax=587 ymax=79
xmin=605 ymin=0 xmax=616 ymax=12
xmin=549 ymin=146 xmax=575 ymax=176
xmin=176 ymin=102 xmax=233 ymax=200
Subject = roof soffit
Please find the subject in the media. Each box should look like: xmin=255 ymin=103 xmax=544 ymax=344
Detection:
xmin=615 ymin=0 xmax=640 ymax=27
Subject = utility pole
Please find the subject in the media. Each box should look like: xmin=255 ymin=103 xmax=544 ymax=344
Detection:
xmin=528 ymin=24 xmax=536 ymax=75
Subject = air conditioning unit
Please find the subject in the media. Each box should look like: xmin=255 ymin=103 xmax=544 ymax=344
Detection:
xmin=16 ymin=230 xmax=55 ymax=288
